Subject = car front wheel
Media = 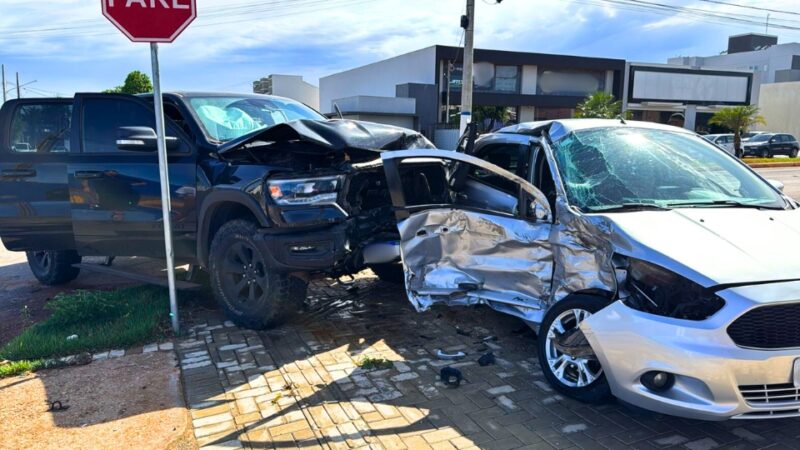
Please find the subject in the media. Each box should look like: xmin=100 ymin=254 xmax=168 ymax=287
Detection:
xmin=209 ymin=220 xmax=307 ymax=329
xmin=791 ymin=148 xmax=798 ymax=158
xmin=761 ymin=149 xmax=771 ymax=158
xmin=537 ymin=295 xmax=611 ymax=404
xmin=26 ymin=250 xmax=81 ymax=285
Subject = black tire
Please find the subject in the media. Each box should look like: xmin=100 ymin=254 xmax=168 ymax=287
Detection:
xmin=537 ymin=295 xmax=611 ymax=404
xmin=25 ymin=250 xmax=81 ymax=285
xmin=369 ymin=263 xmax=405 ymax=284
xmin=209 ymin=220 xmax=307 ymax=329
xmin=791 ymin=148 xmax=798 ymax=159
xmin=761 ymin=149 xmax=771 ymax=158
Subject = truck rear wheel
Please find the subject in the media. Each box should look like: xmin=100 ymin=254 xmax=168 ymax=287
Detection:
xmin=209 ymin=220 xmax=307 ymax=329
xmin=26 ymin=250 xmax=82 ymax=285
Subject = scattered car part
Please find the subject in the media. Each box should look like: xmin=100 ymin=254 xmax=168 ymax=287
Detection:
xmin=436 ymin=350 xmax=466 ymax=360
xmin=477 ymin=352 xmax=495 ymax=367
xmin=440 ymin=367 xmax=463 ymax=387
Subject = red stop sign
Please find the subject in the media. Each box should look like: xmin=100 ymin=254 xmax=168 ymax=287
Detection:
xmin=102 ymin=0 xmax=197 ymax=43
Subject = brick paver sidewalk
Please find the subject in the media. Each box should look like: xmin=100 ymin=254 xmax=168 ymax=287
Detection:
xmin=178 ymin=273 xmax=800 ymax=450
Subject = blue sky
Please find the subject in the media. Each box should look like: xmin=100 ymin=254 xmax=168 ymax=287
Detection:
xmin=0 ymin=0 xmax=798 ymax=98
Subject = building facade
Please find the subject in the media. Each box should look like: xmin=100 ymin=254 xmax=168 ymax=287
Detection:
xmin=253 ymin=74 xmax=320 ymax=110
xmin=668 ymin=33 xmax=800 ymax=105
xmin=623 ymin=62 xmax=753 ymax=133
xmin=319 ymin=45 xmax=626 ymax=142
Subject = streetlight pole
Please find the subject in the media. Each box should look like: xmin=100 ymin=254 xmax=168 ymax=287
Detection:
xmin=1 ymin=65 xmax=6 ymax=103
xmin=459 ymin=0 xmax=475 ymax=136
xmin=16 ymin=72 xmax=21 ymax=99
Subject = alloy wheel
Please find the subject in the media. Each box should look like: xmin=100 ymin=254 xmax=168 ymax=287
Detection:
xmin=222 ymin=241 xmax=267 ymax=305
xmin=33 ymin=251 xmax=51 ymax=272
xmin=544 ymin=308 xmax=603 ymax=388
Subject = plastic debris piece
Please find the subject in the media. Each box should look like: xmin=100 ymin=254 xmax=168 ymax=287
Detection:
xmin=440 ymin=367 xmax=463 ymax=387
xmin=478 ymin=351 xmax=495 ymax=367
xmin=436 ymin=350 xmax=466 ymax=360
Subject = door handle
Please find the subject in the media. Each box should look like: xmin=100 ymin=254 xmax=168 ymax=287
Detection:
xmin=1 ymin=169 xmax=36 ymax=178
xmin=74 ymin=170 xmax=105 ymax=179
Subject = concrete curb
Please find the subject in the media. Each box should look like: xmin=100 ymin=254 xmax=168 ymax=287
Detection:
xmin=746 ymin=162 xmax=800 ymax=168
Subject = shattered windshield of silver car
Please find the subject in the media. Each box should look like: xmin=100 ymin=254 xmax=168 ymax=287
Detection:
xmin=551 ymin=127 xmax=786 ymax=212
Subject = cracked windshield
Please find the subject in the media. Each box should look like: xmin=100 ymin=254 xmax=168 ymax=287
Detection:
xmin=552 ymin=127 xmax=787 ymax=212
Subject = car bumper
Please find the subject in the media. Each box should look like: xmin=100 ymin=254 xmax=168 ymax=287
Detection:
xmin=581 ymin=284 xmax=800 ymax=421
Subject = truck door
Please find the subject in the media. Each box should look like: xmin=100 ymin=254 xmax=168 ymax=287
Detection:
xmin=67 ymin=94 xmax=197 ymax=259
xmin=0 ymin=99 xmax=75 ymax=251
xmin=381 ymin=149 xmax=554 ymax=322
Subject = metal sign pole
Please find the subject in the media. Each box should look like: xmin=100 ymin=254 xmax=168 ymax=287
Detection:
xmin=150 ymin=42 xmax=180 ymax=334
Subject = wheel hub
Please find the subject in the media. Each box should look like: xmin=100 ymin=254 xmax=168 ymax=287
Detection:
xmin=544 ymin=308 xmax=603 ymax=388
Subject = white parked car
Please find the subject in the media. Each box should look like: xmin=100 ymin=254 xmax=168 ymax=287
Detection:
xmin=382 ymin=119 xmax=799 ymax=421
xmin=702 ymin=133 xmax=737 ymax=156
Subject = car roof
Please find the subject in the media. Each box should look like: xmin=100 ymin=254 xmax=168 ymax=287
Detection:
xmin=498 ymin=118 xmax=695 ymax=141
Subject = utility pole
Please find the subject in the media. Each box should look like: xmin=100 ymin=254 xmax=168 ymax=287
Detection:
xmin=1 ymin=65 xmax=6 ymax=103
xmin=459 ymin=0 xmax=475 ymax=136
xmin=16 ymin=72 xmax=21 ymax=99
xmin=766 ymin=13 xmax=770 ymax=34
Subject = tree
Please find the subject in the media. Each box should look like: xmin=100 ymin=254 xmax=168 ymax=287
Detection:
xmin=473 ymin=105 xmax=511 ymax=132
xmin=574 ymin=92 xmax=627 ymax=119
xmin=708 ymin=105 xmax=765 ymax=156
xmin=103 ymin=70 xmax=153 ymax=94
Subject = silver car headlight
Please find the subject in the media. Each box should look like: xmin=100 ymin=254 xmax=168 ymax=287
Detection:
xmin=622 ymin=258 xmax=725 ymax=321
xmin=267 ymin=176 xmax=341 ymax=206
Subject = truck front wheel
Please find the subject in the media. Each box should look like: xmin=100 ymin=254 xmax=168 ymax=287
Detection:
xmin=209 ymin=220 xmax=307 ymax=329
xmin=26 ymin=250 xmax=82 ymax=285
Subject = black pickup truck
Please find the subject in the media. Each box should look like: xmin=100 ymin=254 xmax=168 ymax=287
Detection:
xmin=0 ymin=92 xmax=432 ymax=328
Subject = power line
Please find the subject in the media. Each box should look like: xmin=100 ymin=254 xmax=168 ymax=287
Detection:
xmin=697 ymin=0 xmax=800 ymax=17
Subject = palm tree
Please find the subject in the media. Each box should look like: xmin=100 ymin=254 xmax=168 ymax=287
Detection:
xmin=708 ymin=105 xmax=766 ymax=157
xmin=574 ymin=92 xmax=627 ymax=119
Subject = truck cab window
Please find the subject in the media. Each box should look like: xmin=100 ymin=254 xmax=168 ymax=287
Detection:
xmin=82 ymin=98 xmax=156 ymax=153
xmin=9 ymin=104 xmax=72 ymax=153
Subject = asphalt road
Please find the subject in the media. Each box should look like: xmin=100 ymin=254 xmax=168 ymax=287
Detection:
xmin=755 ymin=166 xmax=800 ymax=200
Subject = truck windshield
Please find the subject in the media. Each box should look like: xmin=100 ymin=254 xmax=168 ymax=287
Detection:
xmin=188 ymin=96 xmax=325 ymax=142
xmin=551 ymin=127 xmax=786 ymax=212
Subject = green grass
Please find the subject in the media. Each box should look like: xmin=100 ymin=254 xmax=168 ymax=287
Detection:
xmin=0 ymin=286 xmax=171 ymax=364
xmin=356 ymin=356 xmax=393 ymax=371
xmin=0 ymin=360 xmax=44 ymax=378
xmin=745 ymin=157 xmax=800 ymax=165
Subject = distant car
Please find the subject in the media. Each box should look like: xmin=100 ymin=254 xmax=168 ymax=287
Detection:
xmin=12 ymin=143 xmax=32 ymax=152
xmin=742 ymin=131 xmax=767 ymax=141
xmin=742 ymin=133 xmax=800 ymax=158
xmin=702 ymin=133 xmax=737 ymax=156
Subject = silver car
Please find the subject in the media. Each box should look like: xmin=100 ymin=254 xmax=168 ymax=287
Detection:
xmin=381 ymin=119 xmax=800 ymax=421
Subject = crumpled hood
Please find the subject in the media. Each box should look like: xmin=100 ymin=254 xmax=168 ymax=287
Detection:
xmin=605 ymin=208 xmax=800 ymax=286
xmin=217 ymin=119 xmax=433 ymax=155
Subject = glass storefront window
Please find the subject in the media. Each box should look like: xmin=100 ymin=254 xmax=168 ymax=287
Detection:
xmin=442 ymin=62 xmax=519 ymax=94
xmin=537 ymin=68 xmax=606 ymax=96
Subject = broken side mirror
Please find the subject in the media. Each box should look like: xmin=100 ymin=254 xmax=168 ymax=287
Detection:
xmin=519 ymin=191 xmax=550 ymax=222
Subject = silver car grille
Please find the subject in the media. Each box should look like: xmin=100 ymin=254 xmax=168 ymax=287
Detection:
xmin=739 ymin=383 xmax=800 ymax=405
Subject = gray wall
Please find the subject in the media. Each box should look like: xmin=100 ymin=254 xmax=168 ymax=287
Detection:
xmin=756 ymin=81 xmax=800 ymax=138
xmin=396 ymin=83 xmax=438 ymax=136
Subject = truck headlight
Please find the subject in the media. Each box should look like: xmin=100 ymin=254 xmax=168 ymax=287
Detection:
xmin=267 ymin=176 xmax=341 ymax=206
xmin=623 ymin=258 xmax=724 ymax=321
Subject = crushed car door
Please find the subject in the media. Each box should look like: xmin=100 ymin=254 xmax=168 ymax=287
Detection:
xmin=381 ymin=149 xmax=554 ymax=322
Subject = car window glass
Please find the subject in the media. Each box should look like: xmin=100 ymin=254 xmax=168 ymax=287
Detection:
xmin=9 ymin=103 xmax=72 ymax=153
xmin=82 ymin=98 xmax=156 ymax=153
xmin=470 ymin=144 xmax=522 ymax=193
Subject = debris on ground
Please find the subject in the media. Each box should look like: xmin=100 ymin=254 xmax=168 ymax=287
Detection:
xmin=477 ymin=351 xmax=496 ymax=367
xmin=436 ymin=350 xmax=466 ymax=360
xmin=440 ymin=367 xmax=463 ymax=387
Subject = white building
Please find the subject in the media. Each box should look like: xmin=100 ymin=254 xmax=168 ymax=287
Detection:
xmin=668 ymin=33 xmax=800 ymax=105
xmin=253 ymin=74 xmax=319 ymax=110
